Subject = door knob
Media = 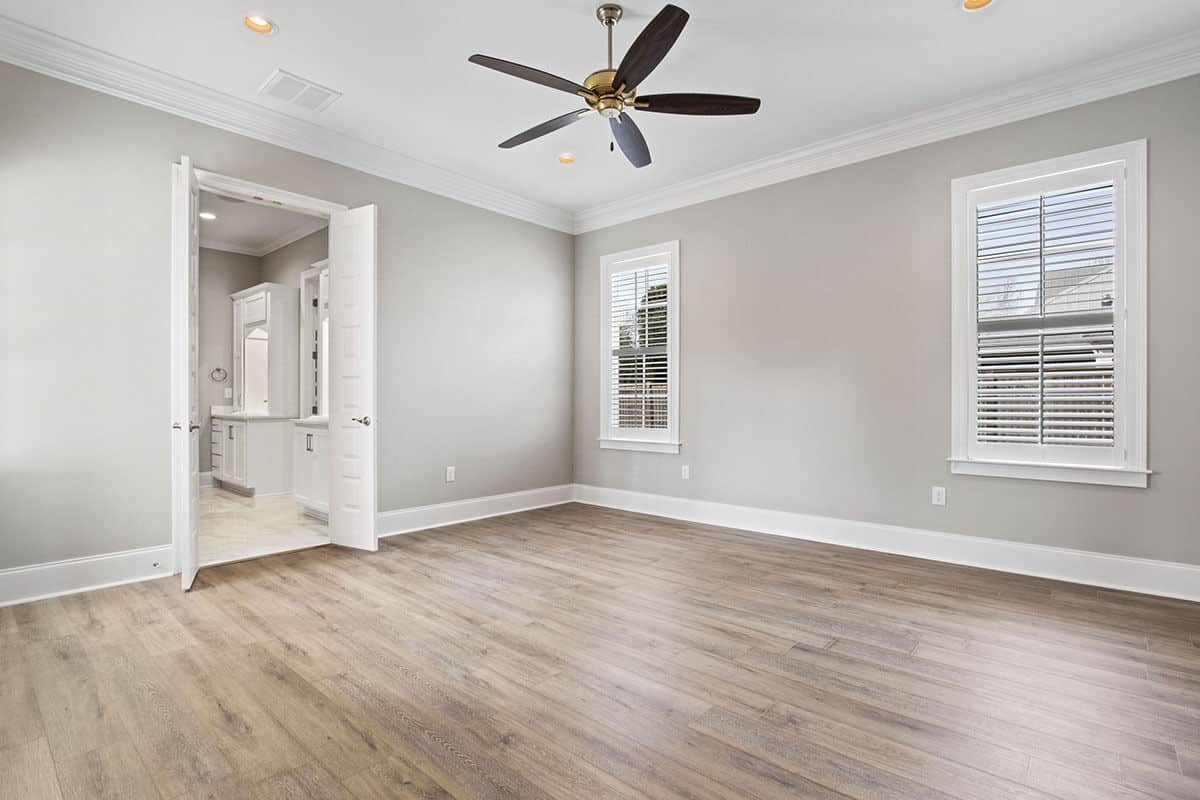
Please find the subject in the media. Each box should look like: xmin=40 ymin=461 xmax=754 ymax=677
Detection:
xmin=352 ymin=415 xmax=371 ymax=426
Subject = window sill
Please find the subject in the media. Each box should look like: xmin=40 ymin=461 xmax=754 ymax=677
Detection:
xmin=599 ymin=438 xmax=681 ymax=454
xmin=948 ymin=458 xmax=1150 ymax=488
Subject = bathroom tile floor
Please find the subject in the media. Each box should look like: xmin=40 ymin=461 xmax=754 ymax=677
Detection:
xmin=199 ymin=485 xmax=330 ymax=566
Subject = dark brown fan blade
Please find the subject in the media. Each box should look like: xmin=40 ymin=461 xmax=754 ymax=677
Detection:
xmin=469 ymin=54 xmax=592 ymax=97
xmin=610 ymin=113 xmax=651 ymax=168
xmin=499 ymin=109 xmax=592 ymax=149
xmin=613 ymin=4 xmax=690 ymax=92
xmin=637 ymin=93 xmax=761 ymax=115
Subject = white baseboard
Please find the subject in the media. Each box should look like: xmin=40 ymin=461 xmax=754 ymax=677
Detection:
xmin=377 ymin=484 xmax=574 ymax=538
xmin=572 ymin=484 xmax=1200 ymax=602
xmin=200 ymin=471 xmax=213 ymax=488
xmin=0 ymin=545 xmax=174 ymax=608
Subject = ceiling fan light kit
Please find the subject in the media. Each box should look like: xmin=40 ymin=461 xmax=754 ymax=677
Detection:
xmin=468 ymin=3 xmax=761 ymax=168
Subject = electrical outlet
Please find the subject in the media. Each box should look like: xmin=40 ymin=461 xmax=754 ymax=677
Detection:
xmin=224 ymin=387 xmax=233 ymax=399
xmin=931 ymin=486 xmax=946 ymax=507
xmin=681 ymin=464 xmax=690 ymax=480
xmin=445 ymin=466 xmax=456 ymax=483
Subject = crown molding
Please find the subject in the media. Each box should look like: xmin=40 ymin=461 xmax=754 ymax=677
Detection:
xmin=3 ymin=15 xmax=1198 ymax=237
xmin=573 ymin=30 xmax=1200 ymax=233
xmin=201 ymin=216 xmax=328 ymax=258
xmin=0 ymin=15 xmax=574 ymax=234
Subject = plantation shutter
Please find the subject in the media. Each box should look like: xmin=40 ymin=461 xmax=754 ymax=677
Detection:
xmin=974 ymin=182 xmax=1116 ymax=447
xmin=609 ymin=264 xmax=670 ymax=431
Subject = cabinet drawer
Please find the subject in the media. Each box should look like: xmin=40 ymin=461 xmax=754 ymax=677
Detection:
xmin=211 ymin=454 xmax=222 ymax=470
xmin=211 ymin=419 xmax=221 ymax=432
xmin=210 ymin=431 xmax=222 ymax=446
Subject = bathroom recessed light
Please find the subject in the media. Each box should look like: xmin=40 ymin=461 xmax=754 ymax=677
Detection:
xmin=963 ymin=0 xmax=993 ymax=10
xmin=558 ymin=153 xmax=576 ymax=165
xmin=199 ymin=212 xmax=217 ymax=221
xmin=243 ymin=15 xmax=276 ymax=35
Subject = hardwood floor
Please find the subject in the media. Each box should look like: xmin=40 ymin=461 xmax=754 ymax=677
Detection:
xmin=1 ymin=502 xmax=1198 ymax=799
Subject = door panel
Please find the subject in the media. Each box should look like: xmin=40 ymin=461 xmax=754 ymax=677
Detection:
xmin=328 ymin=205 xmax=377 ymax=551
xmin=171 ymin=155 xmax=200 ymax=590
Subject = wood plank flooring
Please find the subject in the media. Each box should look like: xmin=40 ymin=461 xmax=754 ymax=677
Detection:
xmin=1 ymin=502 xmax=1198 ymax=799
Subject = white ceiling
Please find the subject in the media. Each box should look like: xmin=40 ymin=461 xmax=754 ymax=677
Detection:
xmin=3 ymin=0 xmax=1199 ymax=214
xmin=198 ymin=191 xmax=326 ymax=256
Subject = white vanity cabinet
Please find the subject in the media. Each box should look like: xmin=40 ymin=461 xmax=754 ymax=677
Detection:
xmin=230 ymin=283 xmax=300 ymax=418
xmin=292 ymin=419 xmax=329 ymax=519
xmin=211 ymin=414 xmax=291 ymax=495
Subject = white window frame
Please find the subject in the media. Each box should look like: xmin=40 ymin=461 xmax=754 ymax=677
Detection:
xmin=950 ymin=141 xmax=1148 ymax=488
xmin=599 ymin=240 xmax=681 ymax=454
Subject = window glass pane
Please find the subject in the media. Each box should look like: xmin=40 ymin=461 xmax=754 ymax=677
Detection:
xmin=609 ymin=264 xmax=670 ymax=431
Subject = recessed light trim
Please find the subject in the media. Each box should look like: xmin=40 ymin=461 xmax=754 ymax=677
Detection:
xmin=199 ymin=211 xmax=217 ymax=221
xmin=558 ymin=153 xmax=576 ymax=165
xmin=243 ymin=15 xmax=276 ymax=35
xmin=963 ymin=0 xmax=993 ymax=11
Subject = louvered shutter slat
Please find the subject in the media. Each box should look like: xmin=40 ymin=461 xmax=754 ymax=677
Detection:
xmin=974 ymin=182 xmax=1116 ymax=448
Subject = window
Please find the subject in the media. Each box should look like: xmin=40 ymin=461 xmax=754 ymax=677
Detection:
xmin=950 ymin=142 xmax=1148 ymax=487
xmin=600 ymin=241 xmax=680 ymax=453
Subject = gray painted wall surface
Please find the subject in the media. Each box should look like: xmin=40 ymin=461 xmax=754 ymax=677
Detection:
xmin=197 ymin=248 xmax=261 ymax=471
xmin=259 ymin=228 xmax=328 ymax=290
xmin=0 ymin=63 xmax=573 ymax=569
xmin=574 ymin=76 xmax=1200 ymax=566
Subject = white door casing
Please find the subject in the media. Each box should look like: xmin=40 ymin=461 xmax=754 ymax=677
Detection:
xmin=328 ymin=205 xmax=378 ymax=551
xmin=170 ymin=155 xmax=200 ymax=590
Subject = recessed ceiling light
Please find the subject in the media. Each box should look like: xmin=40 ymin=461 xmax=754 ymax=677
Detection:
xmin=558 ymin=153 xmax=576 ymax=165
xmin=963 ymin=0 xmax=993 ymax=11
xmin=243 ymin=15 xmax=276 ymax=35
xmin=199 ymin=211 xmax=217 ymax=221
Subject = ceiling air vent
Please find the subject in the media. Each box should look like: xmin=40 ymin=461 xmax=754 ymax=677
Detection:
xmin=258 ymin=68 xmax=341 ymax=112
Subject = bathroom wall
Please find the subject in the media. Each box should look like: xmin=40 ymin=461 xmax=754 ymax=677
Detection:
xmin=259 ymin=228 xmax=329 ymax=290
xmin=197 ymin=248 xmax=261 ymax=472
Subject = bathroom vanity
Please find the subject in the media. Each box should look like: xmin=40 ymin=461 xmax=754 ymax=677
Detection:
xmin=210 ymin=282 xmax=299 ymax=495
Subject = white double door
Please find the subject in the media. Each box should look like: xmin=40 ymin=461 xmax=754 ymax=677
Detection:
xmin=171 ymin=157 xmax=378 ymax=590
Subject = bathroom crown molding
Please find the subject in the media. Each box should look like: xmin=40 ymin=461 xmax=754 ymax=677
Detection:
xmin=1 ymin=15 xmax=1198 ymax=235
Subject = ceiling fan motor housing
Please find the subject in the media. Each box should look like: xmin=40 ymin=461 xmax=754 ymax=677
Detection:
xmin=584 ymin=69 xmax=637 ymax=118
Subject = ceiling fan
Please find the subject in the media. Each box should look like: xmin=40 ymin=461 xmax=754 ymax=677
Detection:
xmin=468 ymin=3 xmax=761 ymax=168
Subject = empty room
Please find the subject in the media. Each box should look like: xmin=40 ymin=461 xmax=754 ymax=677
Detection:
xmin=1 ymin=2 xmax=1198 ymax=799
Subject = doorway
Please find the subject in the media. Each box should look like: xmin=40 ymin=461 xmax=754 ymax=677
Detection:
xmin=170 ymin=158 xmax=379 ymax=590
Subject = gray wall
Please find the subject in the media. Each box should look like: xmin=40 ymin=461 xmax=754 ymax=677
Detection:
xmin=574 ymin=76 xmax=1200 ymax=566
xmin=197 ymin=248 xmax=261 ymax=472
xmin=0 ymin=63 xmax=573 ymax=570
xmin=259 ymin=227 xmax=328 ymax=290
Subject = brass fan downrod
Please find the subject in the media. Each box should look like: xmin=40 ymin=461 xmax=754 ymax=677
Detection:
xmin=596 ymin=4 xmax=624 ymax=70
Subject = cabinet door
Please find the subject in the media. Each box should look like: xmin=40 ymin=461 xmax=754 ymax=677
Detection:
xmin=292 ymin=429 xmax=312 ymax=505
xmin=228 ymin=422 xmax=247 ymax=485
xmin=242 ymin=292 xmax=267 ymax=325
xmin=311 ymin=430 xmax=329 ymax=513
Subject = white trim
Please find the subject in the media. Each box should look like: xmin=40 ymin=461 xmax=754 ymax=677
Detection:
xmin=949 ymin=141 xmax=1148 ymax=487
xmin=200 ymin=470 xmax=213 ymax=488
xmin=571 ymin=485 xmax=1200 ymax=602
xmin=571 ymin=32 xmax=1200 ymax=233
xmin=376 ymin=485 xmax=575 ymax=537
xmin=599 ymin=241 xmax=681 ymax=450
xmin=0 ymin=15 xmax=573 ymax=233
xmin=200 ymin=217 xmax=328 ymax=259
xmin=194 ymin=169 xmax=348 ymax=218
xmin=0 ymin=545 xmax=174 ymax=608
xmin=2 ymin=15 xmax=1196 ymax=236
xmin=599 ymin=438 xmax=681 ymax=454
xmin=949 ymin=458 xmax=1149 ymax=488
